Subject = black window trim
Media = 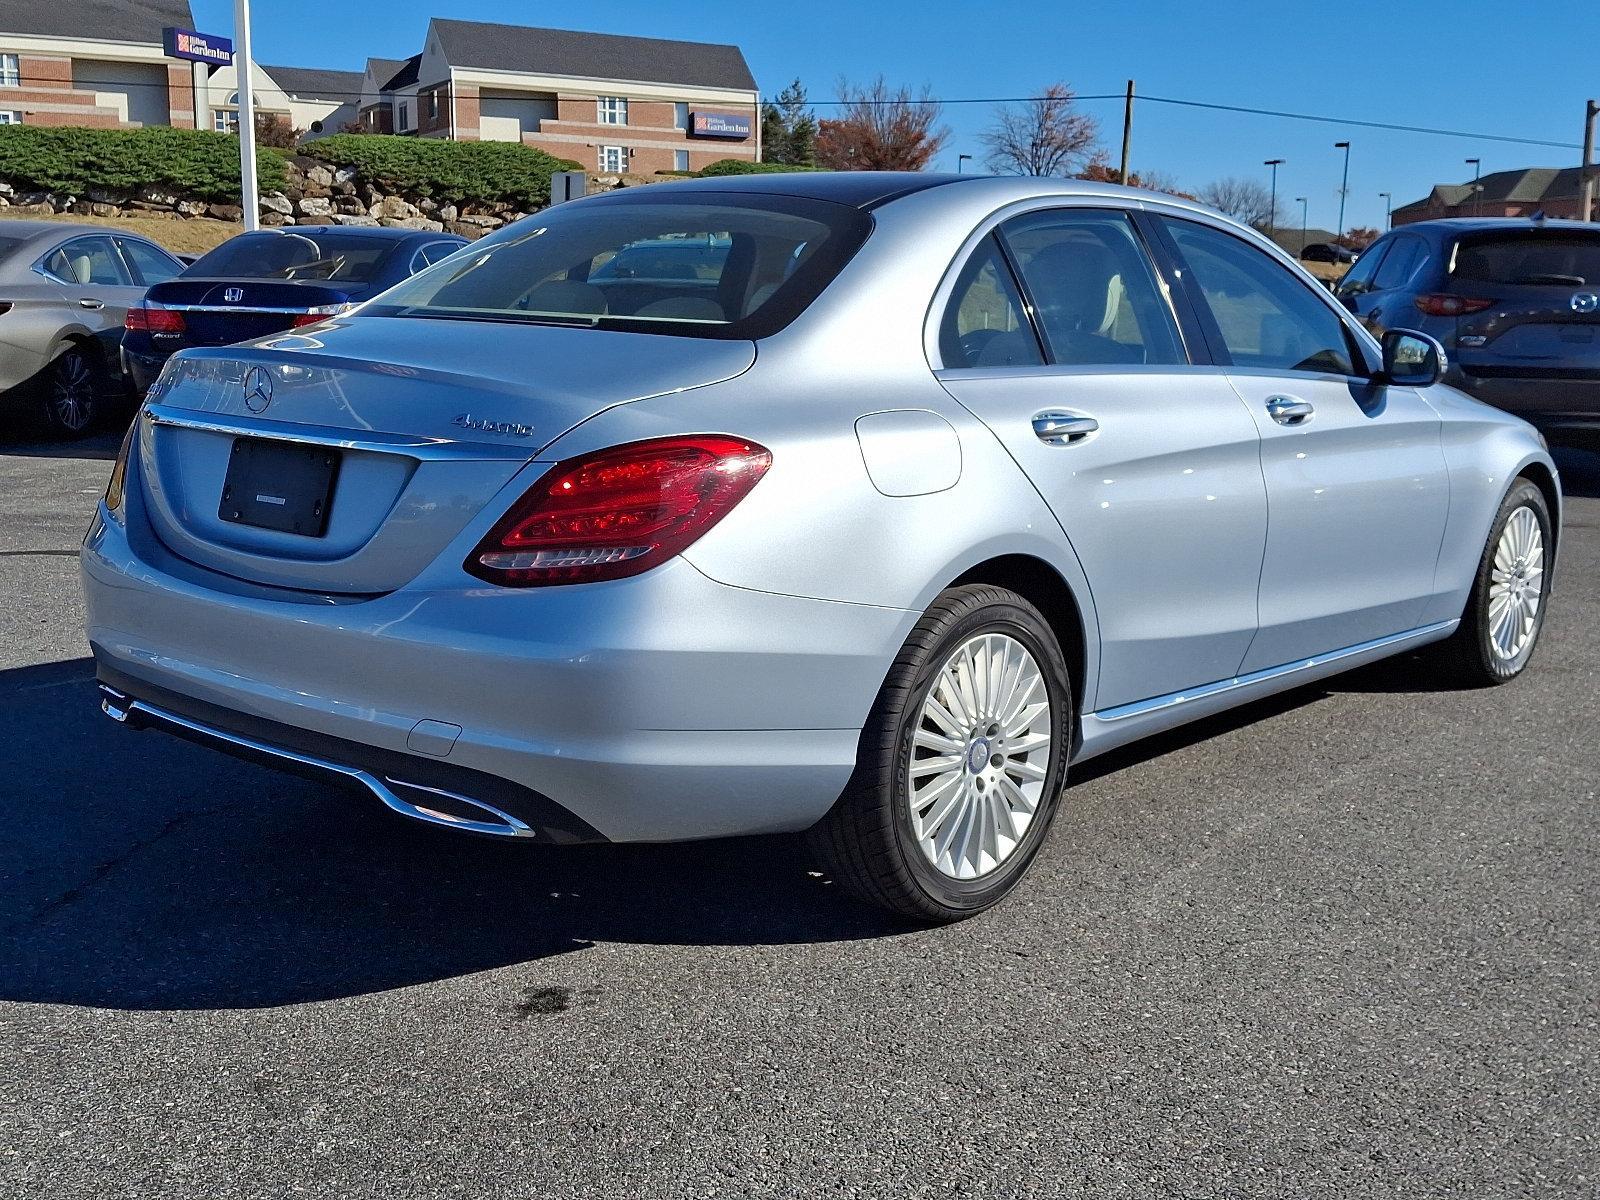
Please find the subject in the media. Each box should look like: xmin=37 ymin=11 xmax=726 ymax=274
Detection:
xmin=1153 ymin=212 xmax=1375 ymax=381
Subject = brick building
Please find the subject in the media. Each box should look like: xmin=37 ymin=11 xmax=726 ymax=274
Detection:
xmin=0 ymin=0 xmax=200 ymax=130
xmin=357 ymin=19 xmax=761 ymax=174
xmin=1392 ymin=167 xmax=1592 ymax=225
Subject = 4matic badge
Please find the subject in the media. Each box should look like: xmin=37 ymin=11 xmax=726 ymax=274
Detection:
xmin=452 ymin=413 xmax=536 ymax=438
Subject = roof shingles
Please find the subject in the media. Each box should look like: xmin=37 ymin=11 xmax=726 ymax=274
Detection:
xmin=0 ymin=0 xmax=194 ymax=43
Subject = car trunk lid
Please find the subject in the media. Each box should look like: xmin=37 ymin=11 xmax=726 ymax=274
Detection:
xmin=135 ymin=315 xmax=756 ymax=593
xmin=141 ymin=278 xmax=363 ymax=348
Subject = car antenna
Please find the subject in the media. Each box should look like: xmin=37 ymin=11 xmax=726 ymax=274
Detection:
xmin=1529 ymin=208 xmax=1548 ymax=224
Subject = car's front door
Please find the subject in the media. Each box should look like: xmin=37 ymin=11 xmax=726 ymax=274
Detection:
xmin=934 ymin=206 xmax=1268 ymax=711
xmin=1156 ymin=215 xmax=1451 ymax=673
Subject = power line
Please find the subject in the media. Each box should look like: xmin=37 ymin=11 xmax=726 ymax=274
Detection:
xmin=3 ymin=77 xmax=1586 ymax=151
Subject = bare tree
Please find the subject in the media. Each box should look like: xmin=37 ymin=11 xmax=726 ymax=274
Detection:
xmin=981 ymin=84 xmax=1099 ymax=177
xmin=1198 ymin=176 xmax=1280 ymax=232
xmin=1077 ymin=152 xmax=1191 ymax=198
xmin=815 ymin=76 xmax=949 ymax=171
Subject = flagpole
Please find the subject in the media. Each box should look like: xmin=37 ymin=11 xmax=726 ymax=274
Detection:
xmin=234 ymin=0 xmax=259 ymax=230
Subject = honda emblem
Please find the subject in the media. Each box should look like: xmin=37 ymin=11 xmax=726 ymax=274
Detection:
xmin=224 ymin=287 xmax=244 ymax=303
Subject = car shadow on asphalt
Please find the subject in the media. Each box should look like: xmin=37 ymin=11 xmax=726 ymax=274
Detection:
xmin=0 ymin=428 xmax=125 ymax=462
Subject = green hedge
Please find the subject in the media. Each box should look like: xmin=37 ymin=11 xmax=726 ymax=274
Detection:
xmin=696 ymin=158 xmax=823 ymax=177
xmin=0 ymin=125 xmax=285 ymax=202
xmin=308 ymin=135 xmax=580 ymax=207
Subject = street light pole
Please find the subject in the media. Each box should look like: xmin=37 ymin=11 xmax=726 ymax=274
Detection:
xmin=1295 ymin=197 xmax=1307 ymax=256
xmin=1334 ymin=141 xmax=1351 ymax=239
xmin=233 ymin=0 xmax=259 ymax=231
xmin=1465 ymin=157 xmax=1481 ymax=217
xmin=1264 ymin=158 xmax=1284 ymax=240
xmin=957 ymin=154 xmax=972 ymax=174
xmin=1379 ymin=191 xmax=1392 ymax=228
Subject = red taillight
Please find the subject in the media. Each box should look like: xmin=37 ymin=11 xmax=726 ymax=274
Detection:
xmin=1414 ymin=293 xmax=1494 ymax=317
xmin=466 ymin=435 xmax=772 ymax=586
xmin=125 ymin=303 xmax=185 ymax=334
xmin=291 ymin=303 xmax=355 ymax=328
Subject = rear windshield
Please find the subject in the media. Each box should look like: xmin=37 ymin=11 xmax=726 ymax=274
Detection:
xmin=185 ymin=231 xmax=396 ymax=284
xmin=365 ymin=193 xmax=872 ymax=339
xmin=1452 ymin=231 xmax=1600 ymax=286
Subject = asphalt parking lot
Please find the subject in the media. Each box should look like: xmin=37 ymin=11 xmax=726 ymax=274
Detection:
xmin=2 ymin=427 xmax=1597 ymax=1199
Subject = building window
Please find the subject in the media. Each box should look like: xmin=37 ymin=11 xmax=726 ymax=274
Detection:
xmin=0 ymin=54 xmax=19 ymax=87
xmin=599 ymin=145 xmax=626 ymax=173
xmin=213 ymin=109 xmax=238 ymax=133
xmin=674 ymin=149 xmax=689 ymax=172
xmin=0 ymin=110 xmax=21 ymax=125
xmin=426 ymin=89 xmax=439 ymax=120
xmin=598 ymin=96 xmax=627 ymax=126
xmin=674 ymin=102 xmax=689 ymax=130
xmin=398 ymin=101 xmax=411 ymax=130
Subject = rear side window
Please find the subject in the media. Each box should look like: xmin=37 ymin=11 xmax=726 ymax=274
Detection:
xmin=1001 ymin=209 xmax=1183 ymax=366
xmin=187 ymin=231 xmax=396 ymax=284
xmin=1452 ymin=231 xmax=1600 ymax=285
xmin=368 ymin=194 xmax=873 ymax=339
xmin=118 ymin=237 xmax=182 ymax=285
xmin=1164 ymin=218 xmax=1357 ymax=377
xmin=939 ymin=235 xmax=1043 ymax=368
xmin=43 ymin=236 xmax=131 ymax=286
xmin=1372 ymin=236 xmax=1426 ymax=290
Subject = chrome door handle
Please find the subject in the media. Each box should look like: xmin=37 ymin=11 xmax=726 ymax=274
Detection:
xmin=1265 ymin=396 xmax=1314 ymax=425
xmin=1032 ymin=411 xmax=1099 ymax=445
xmin=78 ymin=298 xmax=104 ymax=309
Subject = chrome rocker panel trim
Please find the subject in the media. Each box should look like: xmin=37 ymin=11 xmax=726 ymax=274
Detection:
xmin=1075 ymin=620 xmax=1460 ymax=761
xmin=99 ymin=683 xmax=536 ymax=839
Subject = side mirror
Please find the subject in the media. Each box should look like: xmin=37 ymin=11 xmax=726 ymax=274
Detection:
xmin=1379 ymin=328 xmax=1446 ymax=387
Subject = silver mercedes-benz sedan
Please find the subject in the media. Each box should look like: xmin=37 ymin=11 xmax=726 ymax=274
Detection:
xmin=82 ymin=173 xmax=1561 ymax=921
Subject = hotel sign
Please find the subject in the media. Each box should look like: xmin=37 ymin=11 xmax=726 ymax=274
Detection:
xmin=690 ymin=111 xmax=751 ymax=140
xmin=163 ymin=27 xmax=234 ymax=66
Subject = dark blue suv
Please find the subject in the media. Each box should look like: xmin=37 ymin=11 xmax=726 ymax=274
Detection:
xmin=1336 ymin=217 xmax=1600 ymax=434
xmin=123 ymin=226 xmax=465 ymax=394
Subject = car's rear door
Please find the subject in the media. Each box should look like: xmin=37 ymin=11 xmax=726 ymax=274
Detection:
xmin=934 ymin=205 xmax=1268 ymax=711
xmin=40 ymin=234 xmax=145 ymax=366
xmin=1154 ymin=214 xmax=1451 ymax=672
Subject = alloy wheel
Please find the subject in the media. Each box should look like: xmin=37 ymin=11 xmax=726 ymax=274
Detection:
xmin=1487 ymin=505 xmax=1545 ymax=661
xmin=49 ymin=353 xmax=96 ymax=434
xmin=907 ymin=632 xmax=1054 ymax=881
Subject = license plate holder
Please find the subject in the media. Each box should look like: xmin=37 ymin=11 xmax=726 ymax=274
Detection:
xmin=219 ymin=437 xmax=340 ymax=537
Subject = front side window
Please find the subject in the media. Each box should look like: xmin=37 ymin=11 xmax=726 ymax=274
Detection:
xmin=1164 ymin=217 xmax=1357 ymax=376
xmin=1001 ymin=209 xmax=1183 ymax=366
xmin=0 ymin=55 xmax=20 ymax=88
xmin=1334 ymin=240 xmax=1387 ymax=297
xmin=939 ymin=235 xmax=1043 ymax=369
xmin=118 ymin=238 xmax=182 ymax=285
xmin=599 ymin=145 xmax=626 ymax=173
xmin=366 ymin=194 xmax=873 ymax=340
xmin=43 ymin=236 xmax=131 ymax=287
xmin=598 ymin=96 xmax=628 ymax=125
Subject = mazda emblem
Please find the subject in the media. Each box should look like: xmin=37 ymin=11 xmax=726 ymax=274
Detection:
xmin=242 ymin=366 xmax=274 ymax=413
xmin=1571 ymin=291 xmax=1598 ymax=314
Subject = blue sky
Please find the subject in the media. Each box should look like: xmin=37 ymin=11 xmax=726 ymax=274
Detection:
xmin=192 ymin=0 xmax=1595 ymax=233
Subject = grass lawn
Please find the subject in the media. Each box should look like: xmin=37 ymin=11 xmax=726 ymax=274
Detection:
xmin=0 ymin=210 xmax=242 ymax=254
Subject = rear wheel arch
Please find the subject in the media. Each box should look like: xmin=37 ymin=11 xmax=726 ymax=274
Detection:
xmin=948 ymin=554 xmax=1089 ymax=734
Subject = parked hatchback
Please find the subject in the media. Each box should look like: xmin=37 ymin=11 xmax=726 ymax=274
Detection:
xmin=1337 ymin=217 xmax=1600 ymax=432
xmin=123 ymin=226 xmax=466 ymax=394
xmin=85 ymin=175 xmax=1559 ymax=922
xmin=0 ymin=220 xmax=184 ymax=436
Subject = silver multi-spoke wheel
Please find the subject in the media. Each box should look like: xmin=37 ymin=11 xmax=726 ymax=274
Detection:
xmin=48 ymin=352 xmax=96 ymax=434
xmin=908 ymin=632 xmax=1054 ymax=881
xmin=1487 ymin=505 xmax=1545 ymax=661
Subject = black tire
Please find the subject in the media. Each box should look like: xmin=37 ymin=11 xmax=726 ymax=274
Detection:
xmin=809 ymin=585 xmax=1073 ymax=922
xmin=1428 ymin=478 xmax=1553 ymax=686
xmin=39 ymin=344 xmax=103 ymax=439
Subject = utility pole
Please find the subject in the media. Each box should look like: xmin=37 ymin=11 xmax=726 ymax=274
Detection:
xmin=1466 ymin=157 xmax=1482 ymax=217
xmin=1582 ymin=99 xmax=1598 ymax=222
xmin=1296 ymin=197 xmax=1307 ymax=256
xmin=1119 ymin=80 xmax=1134 ymax=184
xmin=1264 ymin=158 xmax=1284 ymax=240
xmin=1334 ymin=141 xmax=1351 ymax=239
xmin=1379 ymin=191 xmax=1392 ymax=228
xmin=234 ymin=0 xmax=259 ymax=231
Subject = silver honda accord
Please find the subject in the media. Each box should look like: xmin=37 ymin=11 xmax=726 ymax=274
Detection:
xmin=82 ymin=173 xmax=1561 ymax=921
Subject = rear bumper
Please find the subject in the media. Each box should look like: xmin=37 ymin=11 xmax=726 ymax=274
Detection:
xmin=81 ymin=498 xmax=914 ymax=843
xmin=122 ymin=344 xmax=170 ymax=395
xmin=1447 ymin=368 xmax=1600 ymax=431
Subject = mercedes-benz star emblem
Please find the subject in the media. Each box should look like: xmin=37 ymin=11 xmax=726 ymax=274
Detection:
xmin=224 ymin=287 xmax=244 ymax=303
xmin=242 ymin=366 xmax=273 ymax=413
xmin=1571 ymin=291 xmax=1599 ymax=314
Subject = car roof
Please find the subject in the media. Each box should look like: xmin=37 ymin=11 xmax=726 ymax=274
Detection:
xmin=0 ymin=219 xmax=160 ymax=244
xmin=241 ymin=225 xmax=455 ymax=241
xmin=1386 ymin=217 xmax=1600 ymax=241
